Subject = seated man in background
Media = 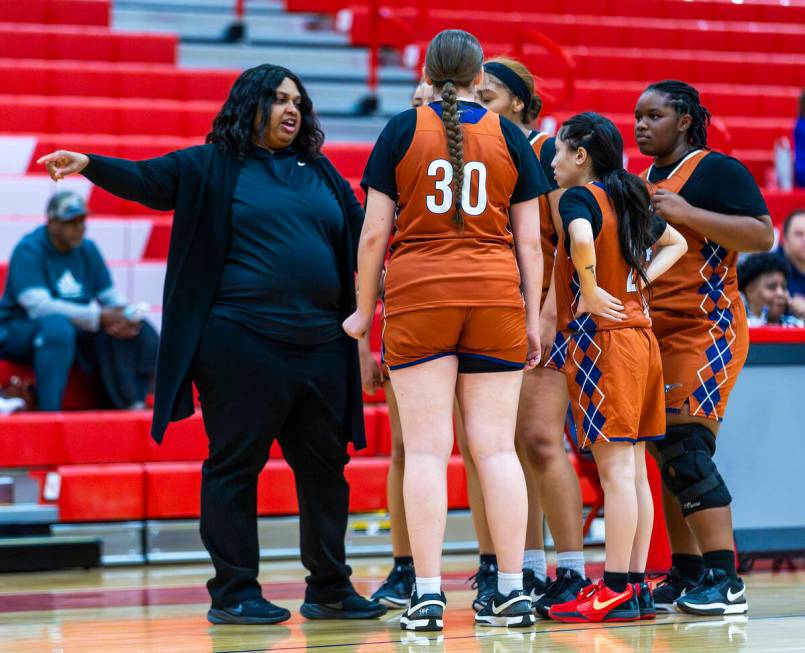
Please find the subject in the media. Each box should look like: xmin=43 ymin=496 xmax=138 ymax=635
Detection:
xmin=780 ymin=209 xmax=805 ymax=318
xmin=0 ymin=191 xmax=158 ymax=410
xmin=738 ymin=252 xmax=805 ymax=328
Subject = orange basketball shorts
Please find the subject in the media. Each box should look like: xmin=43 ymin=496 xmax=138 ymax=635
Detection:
xmin=382 ymin=305 xmax=527 ymax=373
xmin=652 ymin=306 xmax=749 ymax=423
xmin=563 ymin=326 xmax=665 ymax=451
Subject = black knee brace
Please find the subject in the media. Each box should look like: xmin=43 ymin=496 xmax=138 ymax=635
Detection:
xmin=655 ymin=423 xmax=732 ymax=516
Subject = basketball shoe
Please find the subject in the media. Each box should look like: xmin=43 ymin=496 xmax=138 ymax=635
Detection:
xmin=675 ymin=568 xmax=748 ymax=616
xmin=533 ymin=567 xmax=590 ymax=618
xmin=549 ymin=580 xmax=640 ymax=623
xmin=652 ymin=566 xmax=698 ymax=612
xmin=635 ymin=582 xmax=656 ymax=620
xmin=399 ymin=590 xmax=446 ymax=631
xmin=372 ymin=562 xmax=415 ymax=608
xmin=474 ymin=589 xmax=536 ymax=628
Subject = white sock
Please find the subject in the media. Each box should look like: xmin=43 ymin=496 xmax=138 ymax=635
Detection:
xmin=523 ymin=549 xmax=547 ymax=582
xmin=497 ymin=571 xmax=523 ymax=595
xmin=557 ymin=551 xmax=586 ymax=578
xmin=415 ymin=576 xmax=441 ymax=596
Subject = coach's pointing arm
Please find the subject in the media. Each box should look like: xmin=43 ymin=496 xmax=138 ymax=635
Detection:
xmin=37 ymin=150 xmax=179 ymax=212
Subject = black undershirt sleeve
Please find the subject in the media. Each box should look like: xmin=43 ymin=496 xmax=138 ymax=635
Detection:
xmin=360 ymin=109 xmax=417 ymax=200
xmin=539 ymin=137 xmax=559 ymax=191
xmin=559 ymin=186 xmax=603 ymax=238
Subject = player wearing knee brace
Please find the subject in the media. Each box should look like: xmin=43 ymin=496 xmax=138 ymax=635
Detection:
xmin=636 ymin=80 xmax=774 ymax=615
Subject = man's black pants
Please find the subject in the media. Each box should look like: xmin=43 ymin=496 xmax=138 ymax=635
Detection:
xmin=192 ymin=315 xmax=354 ymax=609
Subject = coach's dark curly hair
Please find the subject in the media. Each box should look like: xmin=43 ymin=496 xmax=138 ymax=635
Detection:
xmin=206 ymin=64 xmax=324 ymax=162
xmin=737 ymin=253 xmax=789 ymax=293
xmin=425 ymin=30 xmax=484 ymax=228
xmin=645 ymin=80 xmax=711 ymax=150
xmin=558 ymin=112 xmax=655 ymax=293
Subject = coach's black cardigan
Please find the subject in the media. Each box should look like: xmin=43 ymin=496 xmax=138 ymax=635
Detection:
xmin=82 ymin=144 xmax=366 ymax=448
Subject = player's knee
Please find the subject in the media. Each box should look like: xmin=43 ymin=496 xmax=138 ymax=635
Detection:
xmin=656 ymin=423 xmax=732 ymax=516
xmin=36 ymin=314 xmax=77 ymax=350
xmin=518 ymin=427 xmax=563 ymax=468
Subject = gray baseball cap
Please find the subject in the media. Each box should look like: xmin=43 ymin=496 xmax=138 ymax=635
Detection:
xmin=46 ymin=191 xmax=88 ymax=222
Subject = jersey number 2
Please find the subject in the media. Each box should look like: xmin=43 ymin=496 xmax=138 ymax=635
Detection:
xmin=426 ymin=159 xmax=488 ymax=216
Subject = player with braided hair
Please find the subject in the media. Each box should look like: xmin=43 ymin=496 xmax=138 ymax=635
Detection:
xmin=343 ymin=29 xmax=550 ymax=630
xmin=635 ymin=80 xmax=774 ymax=615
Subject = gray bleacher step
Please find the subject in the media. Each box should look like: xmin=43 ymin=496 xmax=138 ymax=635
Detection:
xmin=309 ymin=82 xmax=412 ymax=118
xmin=113 ymin=8 xmax=347 ymax=45
xmin=320 ymin=115 xmax=390 ymax=141
xmin=179 ymin=42 xmax=414 ymax=83
xmin=0 ymin=504 xmax=59 ymax=525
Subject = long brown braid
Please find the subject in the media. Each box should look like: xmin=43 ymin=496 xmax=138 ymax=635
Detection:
xmin=424 ymin=30 xmax=484 ymax=229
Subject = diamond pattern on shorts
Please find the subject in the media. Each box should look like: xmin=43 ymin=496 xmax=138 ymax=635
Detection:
xmin=693 ymin=242 xmax=736 ymax=418
xmin=569 ymin=314 xmax=606 ymax=448
xmin=546 ymin=331 xmax=568 ymax=370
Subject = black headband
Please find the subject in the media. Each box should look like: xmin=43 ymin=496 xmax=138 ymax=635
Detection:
xmin=483 ymin=62 xmax=531 ymax=109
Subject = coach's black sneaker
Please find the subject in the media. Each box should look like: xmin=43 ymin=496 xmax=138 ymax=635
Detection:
xmin=207 ymin=597 xmax=291 ymax=625
xmin=300 ymin=592 xmax=387 ymax=620
xmin=399 ymin=590 xmax=446 ymax=631
xmin=635 ymin=582 xmax=656 ymax=620
xmin=653 ymin=566 xmax=698 ymax=612
xmin=372 ymin=562 xmax=415 ymax=608
xmin=469 ymin=560 xmax=497 ymax=612
xmin=523 ymin=568 xmax=551 ymax=603
xmin=675 ymin=569 xmax=748 ymax=616
xmin=533 ymin=567 xmax=590 ymax=619
xmin=474 ymin=589 xmax=536 ymax=628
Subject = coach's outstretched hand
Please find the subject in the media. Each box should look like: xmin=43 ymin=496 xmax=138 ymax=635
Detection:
xmin=37 ymin=151 xmax=90 ymax=181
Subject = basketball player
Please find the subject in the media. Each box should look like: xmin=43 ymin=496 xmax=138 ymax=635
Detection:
xmin=635 ymin=80 xmax=773 ymax=615
xmin=343 ymin=29 xmax=549 ymax=630
xmin=372 ymin=77 xmax=500 ymax=612
xmin=546 ymin=112 xmax=687 ymax=623
xmin=477 ymin=56 xmax=590 ymax=616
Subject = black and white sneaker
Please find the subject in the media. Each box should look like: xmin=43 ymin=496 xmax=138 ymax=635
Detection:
xmin=533 ymin=567 xmax=590 ymax=619
xmin=675 ymin=569 xmax=748 ymax=616
xmin=372 ymin=563 xmax=415 ymax=608
xmin=523 ymin=568 xmax=551 ymax=603
xmin=469 ymin=561 xmax=498 ymax=612
xmin=474 ymin=589 xmax=535 ymax=628
xmin=399 ymin=591 xmax=446 ymax=632
xmin=653 ymin=566 xmax=698 ymax=612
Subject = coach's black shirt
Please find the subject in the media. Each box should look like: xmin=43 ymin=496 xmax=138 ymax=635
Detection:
xmin=211 ymin=146 xmax=345 ymax=345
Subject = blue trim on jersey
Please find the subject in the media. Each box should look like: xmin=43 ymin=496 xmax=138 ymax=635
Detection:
xmin=427 ymin=100 xmax=487 ymax=125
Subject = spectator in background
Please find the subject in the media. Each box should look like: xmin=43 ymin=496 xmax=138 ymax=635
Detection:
xmin=0 ymin=192 xmax=158 ymax=410
xmin=780 ymin=210 xmax=805 ymax=318
xmin=795 ymin=89 xmax=805 ymax=188
xmin=738 ymin=253 xmax=805 ymax=327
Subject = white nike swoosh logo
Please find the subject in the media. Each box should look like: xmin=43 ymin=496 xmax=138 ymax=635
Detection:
xmin=492 ymin=595 xmax=530 ymax=614
xmin=297 ymin=161 xmax=306 ymax=166
xmin=727 ymin=587 xmax=745 ymax=602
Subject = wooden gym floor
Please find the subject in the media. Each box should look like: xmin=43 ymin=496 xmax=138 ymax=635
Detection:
xmin=0 ymin=554 xmax=802 ymax=652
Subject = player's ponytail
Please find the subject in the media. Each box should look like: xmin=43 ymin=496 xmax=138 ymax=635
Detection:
xmin=645 ymin=80 xmax=711 ymax=150
xmin=424 ymin=29 xmax=484 ymax=229
xmin=558 ymin=112 xmax=654 ymax=293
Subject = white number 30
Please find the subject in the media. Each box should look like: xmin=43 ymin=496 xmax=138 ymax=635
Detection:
xmin=426 ymin=159 xmax=488 ymax=216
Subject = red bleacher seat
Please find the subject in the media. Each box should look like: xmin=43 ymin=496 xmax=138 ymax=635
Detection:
xmin=47 ymin=463 xmax=146 ymax=521
xmin=0 ymin=24 xmax=176 ymax=64
xmin=3 ymin=0 xmax=110 ymax=27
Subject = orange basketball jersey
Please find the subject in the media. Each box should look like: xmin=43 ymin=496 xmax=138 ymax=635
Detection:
xmin=640 ymin=150 xmax=744 ymax=319
xmin=383 ymin=105 xmax=523 ymax=316
xmin=555 ymin=182 xmax=651 ymax=333
xmin=530 ymin=131 xmax=557 ymax=303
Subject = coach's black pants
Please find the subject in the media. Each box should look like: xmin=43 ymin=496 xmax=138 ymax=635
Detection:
xmin=192 ymin=316 xmax=354 ymax=609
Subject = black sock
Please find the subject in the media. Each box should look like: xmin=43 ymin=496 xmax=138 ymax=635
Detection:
xmin=628 ymin=572 xmax=645 ymax=584
xmin=394 ymin=556 xmax=414 ymax=567
xmin=603 ymin=571 xmax=629 ymax=593
xmin=480 ymin=553 xmax=497 ymax=567
xmin=703 ymin=550 xmax=737 ymax=580
xmin=672 ymin=553 xmax=705 ymax=580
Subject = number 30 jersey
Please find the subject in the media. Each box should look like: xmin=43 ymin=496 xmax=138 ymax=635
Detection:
xmin=361 ymin=100 xmax=549 ymax=316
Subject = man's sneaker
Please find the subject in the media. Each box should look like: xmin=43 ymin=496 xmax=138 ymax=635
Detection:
xmin=635 ymin=582 xmax=656 ymax=620
xmin=549 ymin=580 xmax=639 ymax=623
xmin=653 ymin=566 xmax=698 ymax=612
xmin=300 ymin=592 xmax=388 ymax=620
xmin=675 ymin=569 xmax=748 ymax=616
xmin=399 ymin=591 xmax=446 ymax=631
xmin=523 ymin=568 xmax=551 ymax=602
xmin=469 ymin=561 xmax=497 ymax=612
xmin=474 ymin=589 xmax=536 ymax=628
xmin=207 ymin=597 xmax=291 ymax=625
xmin=372 ymin=563 xmax=415 ymax=608
xmin=533 ymin=567 xmax=590 ymax=618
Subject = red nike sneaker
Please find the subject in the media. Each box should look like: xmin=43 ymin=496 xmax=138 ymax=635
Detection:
xmin=548 ymin=580 xmax=639 ymax=623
